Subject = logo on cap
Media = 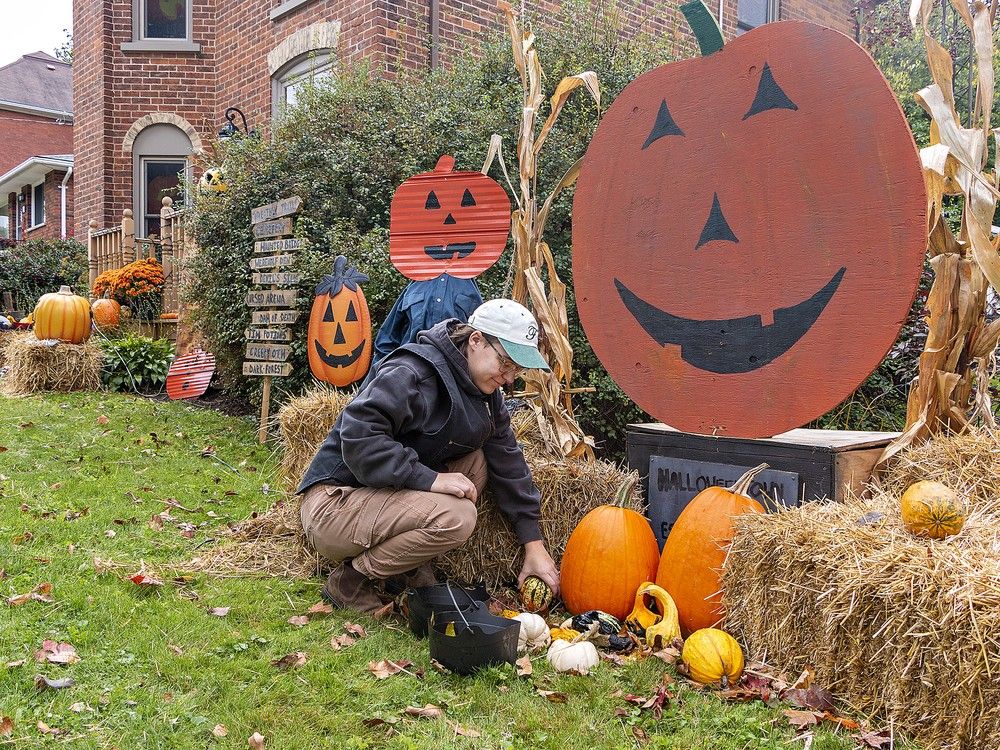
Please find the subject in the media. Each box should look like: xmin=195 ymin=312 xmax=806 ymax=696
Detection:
xmin=526 ymin=324 xmax=537 ymax=341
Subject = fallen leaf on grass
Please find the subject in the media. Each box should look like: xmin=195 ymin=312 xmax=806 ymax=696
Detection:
xmin=632 ymin=726 xmax=650 ymax=745
xmin=430 ymin=659 xmax=451 ymax=674
xmin=651 ymin=645 xmax=681 ymax=665
xmin=368 ymin=660 xmax=413 ymax=679
xmin=783 ymin=685 xmax=835 ymax=713
xmin=248 ymin=732 xmax=265 ymax=749
xmin=790 ymin=666 xmax=814 ymax=690
xmin=515 ymin=655 xmax=533 ymax=677
xmin=287 ymin=615 xmax=309 ymax=627
xmin=783 ymin=709 xmax=823 ymax=729
xmin=36 ymin=721 xmax=64 ymax=736
xmin=12 ymin=531 xmax=34 ymax=544
xmin=857 ymin=730 xmax=892 ymax=749
xmin=212 ymin=724 xmax=228 ymax=738
xmin=344 ymin=622 xmax=367 ymax=638
xmin=271 ymin=652 xmax=307 ymax=671
xmin=330 ymin=634 xmax=356 ymax=651
xmin=372 ymin=601 xmax=395 ymax=619
xmin=536 ymin=689 xmax=568 ymax=703
xmin=208 ymin=607 xmax=230 ymax=617
xmin=34 ymin=674 xmax=74 ymax=690
xmin=306 ymin=602 xmax=333 ymax=615
xmin=403 ymin=704 xmax=445 ymax=719
xmin=7 ymin=582 xmax=54 ymax=606
xmin=0 ymin=717 xmax=12 ymax=736
xmin=6 ymin=659 xmax=25 ymax=668
xmin=168 ymin=644 xmax=184 ymax=656
xmin=821 ymin=712 xmax=859 ymax=731
xmin=447 ymin=720 xmax=481 ymax=738
xmin=130 ymin=572 xmax=164 ymax=588
xmin=69 ymin=702 xmax=89 ymax=713
xmin=97 ymin=415 xmax=109 ymax=425
xmin=35 ymin=640 xmax=79 ymax=665
xmin=104 ymin=530 xmax=117 ymax=538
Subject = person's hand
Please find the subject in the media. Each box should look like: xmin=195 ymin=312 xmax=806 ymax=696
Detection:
xmin=518 ymin=540 xmax=559 ymax=595
xmin=431 ymin=472 xmax=478 ymax=502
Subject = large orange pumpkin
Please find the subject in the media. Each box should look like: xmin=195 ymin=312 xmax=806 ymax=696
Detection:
xmin=389 ymin=155 xmax=511 ymax=281
xmin=571 ymin=7 xmax=926 ymax=438
xmin=91 ymin=293 xmax=121 ymax=330
xmin=33 ymin=285 xmax=92 ymax=344
xmin=307 ymin=255 xmax=372 ymax=387
xmin=656 ymin=463 xmax=766 ymax=635
xmin=560 ymin=480 xmax=661 ymax=619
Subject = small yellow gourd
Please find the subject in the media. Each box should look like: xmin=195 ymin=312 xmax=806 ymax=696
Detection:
xmin=549 ymin=627 xmax=581 ymax=641
xmin=900 ymin=480 xmax=967 ymax=539
xmin=681 ymin=628 xmax=744 ymax=686
xmin=625 ymin=581 xmax=679 ymax=641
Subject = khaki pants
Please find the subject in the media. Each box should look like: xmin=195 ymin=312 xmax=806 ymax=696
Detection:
xmin=300 ymin=450 xmax=488 ymax=580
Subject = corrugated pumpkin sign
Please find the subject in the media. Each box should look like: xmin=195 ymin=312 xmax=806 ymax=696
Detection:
xmin=307 ymin=255 xmax=372 ymax=386
xmin=571 ymin=6 xmax=927 ymax=438
xmin=389 ymin=155 xmax=511 ymax=281
xmin=166 ymin=348 xmax=215 ymax=400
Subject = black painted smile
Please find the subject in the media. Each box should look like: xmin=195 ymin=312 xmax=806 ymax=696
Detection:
xmin=615 ymin=267 xmax=846 ymax=374
xmin=313 ymin=339 xmax=366 ymax=368
xmin=424 ymin=242 xmax=476 ymax=260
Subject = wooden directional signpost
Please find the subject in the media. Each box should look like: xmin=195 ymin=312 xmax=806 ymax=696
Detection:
xmin=244 ymin=196 xmax=304 ymax=442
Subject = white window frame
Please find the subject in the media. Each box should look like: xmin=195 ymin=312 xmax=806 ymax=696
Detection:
xmin=737 ymin=0 xmax=778 ymax=32
xmin=138 ymin=157 xmax=189 ymax=239
xmin=272 ymin=52 xmax=335 ymax=118
xmin=123 ymin=0 xmax=200 ymax=52
xmin=30 ymin=180 xmax=45 ymax=229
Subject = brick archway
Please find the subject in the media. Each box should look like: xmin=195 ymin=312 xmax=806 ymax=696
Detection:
xmin=267 ymin=22 xmax=341 ymax=76
xmin=123 ymin=113 xmax=204 ymax=155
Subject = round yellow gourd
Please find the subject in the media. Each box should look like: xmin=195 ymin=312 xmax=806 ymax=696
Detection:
xmin=33 ymin=286 xmax=92 ymax=343
xmin=681 ymin=628 xmax=744 ymax=686
xmin=901 ymin=480 xmax=966 ymax=540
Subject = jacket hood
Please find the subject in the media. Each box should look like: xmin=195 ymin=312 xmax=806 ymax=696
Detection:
xmin=416 ymin=320 xmax=485 ymax=399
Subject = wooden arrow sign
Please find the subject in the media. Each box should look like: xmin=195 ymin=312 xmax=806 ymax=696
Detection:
xmin=243 ymin=361 xmax=293 ymax=377
xmin=253 ymin=218 xmax=294 ymax=239
xmin=246 ymin=289 xmax=297 ymax=307
xmin=254 ymin=238 xmax=307 ymax=254
xmin=245 ymin=343 xmax=291 ymax=362
xmin=245 ymin=328 xmax=293 ymax=342
xmin=251 ymin=196 xmax=302 ymax=224
xmin=249 ymin=254 xmax=294 ymax=270
xmin=250 ymin=310 xmax=300 ymax=325
xmin=252 ymin=271 xmax=301 ymax=286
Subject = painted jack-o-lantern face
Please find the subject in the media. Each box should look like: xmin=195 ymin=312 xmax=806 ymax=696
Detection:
xmin=389 ymin=155 xmax=512 ymax=281
xmin=572 ymin=20 xmax=926 ymax=438
xmin=307 ymin=256 xmax=372 ymax=387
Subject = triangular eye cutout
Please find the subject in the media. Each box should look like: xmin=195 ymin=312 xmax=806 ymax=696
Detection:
xmin=425 ymin=191 xmax=441 ymax=209
xmin=743 ymin=63 xmax=798 ymax=120
xmin=323 ymin=302 xmax=336 ymax=322
xmin=461 ymin=189 xmax=476 ymax=207
xmin=345 ymin=300 xmax=358 ymax=322
xmin=642 ymin=99 xmax=685 ymax=149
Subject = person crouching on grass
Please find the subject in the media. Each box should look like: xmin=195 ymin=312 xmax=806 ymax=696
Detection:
xmin=296 ymin=298 xmax=560 ymax=614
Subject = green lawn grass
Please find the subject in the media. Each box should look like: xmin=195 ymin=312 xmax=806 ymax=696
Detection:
xmin=1 ymin=392 xmax=918 ymax=749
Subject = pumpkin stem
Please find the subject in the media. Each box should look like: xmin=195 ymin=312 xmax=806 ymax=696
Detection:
xmin=730 ymin=463 xmax=768 ymax=497
xmin=614 ymin=472 xmax=640 ymax=506
xmin=680 ymin=0 xmax=725 ymax=57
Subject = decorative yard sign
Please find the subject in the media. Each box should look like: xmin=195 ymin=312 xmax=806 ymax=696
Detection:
xmin=165 ymin=348 xmax=216 ymax=401
xmin=245 ymin=196 xmax=305 ymax=442
xmin=571 ymin=4 xmax=927 ymax=438
xmin=307 ymin=255 xmax=372 ymax=387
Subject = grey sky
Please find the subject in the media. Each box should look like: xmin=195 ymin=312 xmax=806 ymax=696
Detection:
xmin=0 ymin=0 xmax=73 ymax=68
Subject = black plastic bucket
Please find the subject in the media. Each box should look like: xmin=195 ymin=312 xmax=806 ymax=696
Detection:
xmin=402 ymin=581 xmax=489 ymax=638
xmin=428 ymin=610 xmax=519 ymax=675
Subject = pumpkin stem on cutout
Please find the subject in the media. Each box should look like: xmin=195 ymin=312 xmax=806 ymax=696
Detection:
xmin=729 ymin=463 xmax=768 ymax=497
xmin=314 ymin=255 xmax=370 ymax=297
xmin=680 ymin=0 xmax=724 ymax=57
xmin=434 ymin=155 xmax=456 ymax=173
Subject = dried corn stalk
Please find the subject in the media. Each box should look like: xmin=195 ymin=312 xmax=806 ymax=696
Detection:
xmin=881 ymin=0 xmax=1000 ymax=463
xmin=496 ymin=0 xmax=597 ymax=460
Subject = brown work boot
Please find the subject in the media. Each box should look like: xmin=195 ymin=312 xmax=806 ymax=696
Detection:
xmin=383 ymin=562 xmax=439 ymax=597
xmin=321 ymin=561 xmax=385 ymax=614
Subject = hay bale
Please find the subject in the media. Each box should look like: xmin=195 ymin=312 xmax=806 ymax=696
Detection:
xmin=723 ymin=434 xmax=1000 ymax=749
xmin=0 ymin=332 xmax=103 ymax=395
xmin=276 ymin=383 xmax=356 ymax=491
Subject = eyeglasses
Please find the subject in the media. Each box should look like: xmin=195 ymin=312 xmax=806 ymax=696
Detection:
xmin=487 ymin=339 xmax=524 ymax=376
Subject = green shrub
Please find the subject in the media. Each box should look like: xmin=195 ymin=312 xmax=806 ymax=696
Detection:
xmin=0 ymin=238 xmax=89 ymax=313
xmin=99 ymin=334 xmax=175 ymax=392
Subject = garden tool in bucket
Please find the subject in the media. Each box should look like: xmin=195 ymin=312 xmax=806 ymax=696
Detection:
xmin=402 ymin=580 xmax=488 ymax=638
xmin=427 ymin=586 xmax=519 ymax=675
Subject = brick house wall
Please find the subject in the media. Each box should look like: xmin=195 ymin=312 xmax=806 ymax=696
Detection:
xmin=73 ymin=0 xmax=858 ymax=239
xmin=0 ymin=111 xmax=73 ymax=177
xmin=5 ymin=170 xmax=74 ymax=241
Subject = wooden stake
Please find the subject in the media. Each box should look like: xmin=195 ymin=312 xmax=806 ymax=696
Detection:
xmin=259 ymin=375 xmax=271 ymax=443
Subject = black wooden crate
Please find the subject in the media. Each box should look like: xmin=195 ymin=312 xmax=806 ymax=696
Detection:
xmin=626 ymin=423 xmax=899 ymax=548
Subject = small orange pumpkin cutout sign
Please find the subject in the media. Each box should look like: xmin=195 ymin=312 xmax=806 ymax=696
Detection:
xmin=389 ymin=155 xmax=511 ymax=281
xmin=307 ymin=255 xmax=372 ymax=386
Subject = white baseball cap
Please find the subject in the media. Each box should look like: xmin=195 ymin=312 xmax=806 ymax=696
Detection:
xmin=468 ymin=299 xmax=550 ymax=371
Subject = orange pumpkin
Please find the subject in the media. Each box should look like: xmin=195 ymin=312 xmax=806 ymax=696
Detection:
xmin=656 ymin=463 xmax=767 ymax=635
xmin=389 ymin=154 xmax=511 ymax=281
xmin=33 ymin=285 xmax=92 ymax=344
xmin=307 ymin=255 xmax=372 ymax=386
xmin=560 ymin=479 xmax=661 ymax=619
xmin=92 ymin=293 xmax=121 ymax=330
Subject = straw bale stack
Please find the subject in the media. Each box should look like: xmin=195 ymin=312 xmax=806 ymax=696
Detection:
xmin=0 ymin=332 xmax=103 ymax=395
xmin=189 ymin=386 xmax=642 ymax=588
xmin=723 ymin=437 xmax=1000 ymax=749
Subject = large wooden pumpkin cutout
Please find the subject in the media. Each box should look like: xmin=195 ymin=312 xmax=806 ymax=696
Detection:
xmin=307 ymin=256 xmax=372 ymax=387
xmin=572 ymin=9 xmax=927 ymax=437
xmin=389 ymin=155 xmax=511 ymax=281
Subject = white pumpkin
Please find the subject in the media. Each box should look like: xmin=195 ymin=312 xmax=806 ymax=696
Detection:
xmin=514 ymin=613 xmax=551 ymax=651
xmin=546 ymin=639 xmax=599 ymax=674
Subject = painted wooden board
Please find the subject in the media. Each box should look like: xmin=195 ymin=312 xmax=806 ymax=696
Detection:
xmin=246 ymin=289 xmax=297 ymax=307
xmin=252 ymin=218 xmax=294 ymax=239
xmin=251 ymin=310 xmax=300 ymax=325
xmin=252 ymin=272 xmax=301 ymax=286
xmin=245 ymin=328 xmax=294 ymax=342
xmin=571 ymin=21 xmax=927 ymax=439
xmin=243 ymin=361 xmax=293 ymax=377
xmin=254 ymin=238 xmax=306 ymax=254
xmin=165 ymin=349 xmax=215 ymax=400
xmin=249 ymin=254 xmax=294 ymax=270
xmin=251 ymin=196 xmax=303 ymax=224
xmin=245 ymin=343 xmax=291 ymax=362
xmin=389 ymin=155 xmax=511 ymax=280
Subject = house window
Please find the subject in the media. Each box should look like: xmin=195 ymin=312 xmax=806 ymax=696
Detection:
xmin=141 ymin=0 xmax=188 ymax=39
xmin=737 ymin=0 xmax=777 ymax=32
xmin=130 ymin=122 xmax=193 ymax=238
xmin=31 ymin=183 xmax=45 ymax=228
xmin=272 ymin=52 xmax=335 ymax=116
xmin=141 ymin=159 xmax=186 ymax=238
